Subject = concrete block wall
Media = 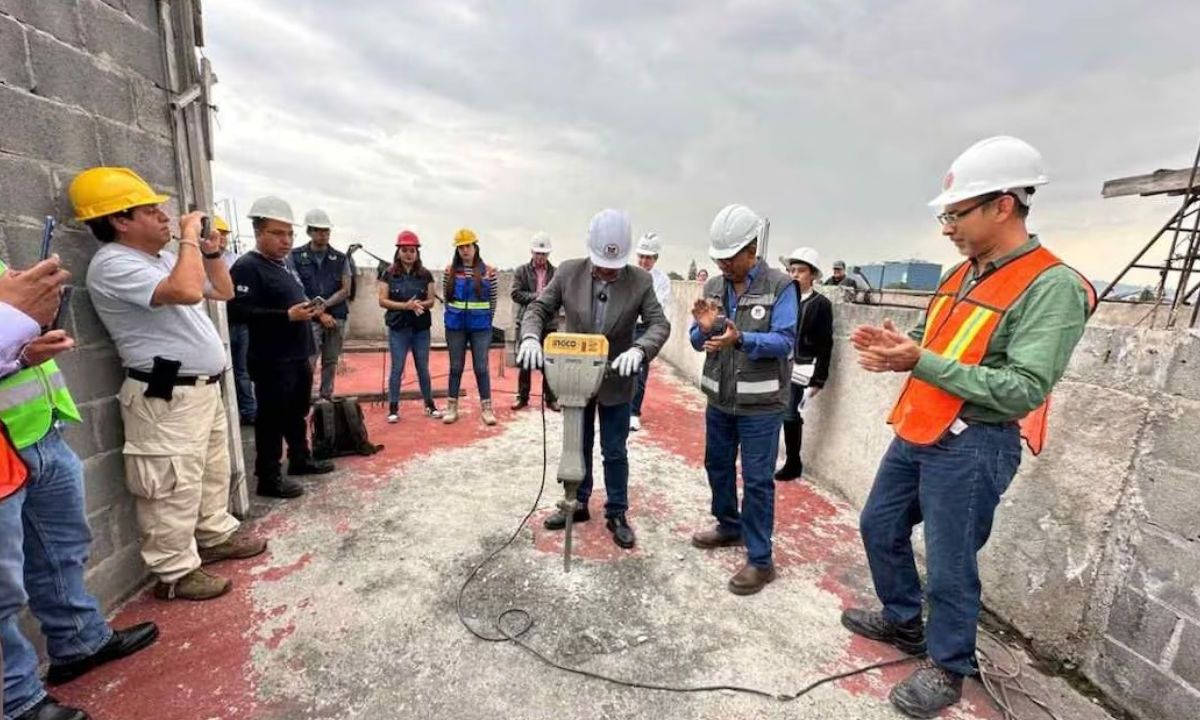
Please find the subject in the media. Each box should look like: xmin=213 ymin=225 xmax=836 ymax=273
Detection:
xmin=655 ymin=279 xmax=1200 ymax=720
xmin=0 ymin=0 xmax=177 ymax=609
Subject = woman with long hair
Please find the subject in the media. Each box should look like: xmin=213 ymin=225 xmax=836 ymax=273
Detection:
xmin=378 ymin=230 xmax=440 ymax=423
xmin=442 ymin=228 xmax=498 ymax=425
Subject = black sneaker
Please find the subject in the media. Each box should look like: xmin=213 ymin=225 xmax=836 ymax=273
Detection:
xmin=889 ymin=660 xmax=963 ymax=718
xmin=606 ymin=514 xmax=636 ymax=549
xmin=543 ymin=506 xmax=590 ymax=530
xmin=774 ymin=461 xmax=803 ymax=481
xmin=14 ymin=696 xmax=89 ymax=720
xmin=256 ymin=476 xmax=304 ymax=499
xmin=288 ymin=458 xmax=335 ymax=476
xmin=840 ymin=607 xmax=927 ymax=655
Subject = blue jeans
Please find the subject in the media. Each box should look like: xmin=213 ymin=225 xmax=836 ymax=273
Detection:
xmin=860 ymin=424 xmax=1022 ymax=676
xmin=230 ymin=322 xmax=255 ymax=419
xmin=704 ymin=407 xmax=782 ymax=568
xmin=446 ymin=329 xmax=492 ymax=401
xmin=2 ymin=428 xmax=113 ymax=717
xmin=388 ymin=327 xmax=433 ymax=406
xmin=576 ymin=401 xmax=631 ymax=518
xmin=631 ymin=324 xmax=649 ymax=417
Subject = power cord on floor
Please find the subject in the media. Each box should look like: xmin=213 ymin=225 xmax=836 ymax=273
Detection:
xmin=454 ymin=397 xmax=920 ymax=703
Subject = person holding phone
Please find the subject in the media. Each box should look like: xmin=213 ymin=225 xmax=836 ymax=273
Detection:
xmin=291 ymin=209 xmax=352 ymax=401
xmin=229 ymin=197 xmax=336 ymax=500
xmin=378 ymin=230 xmax=440 ymax=422
xmin=76 ymin=166 xmax=267 ymax=605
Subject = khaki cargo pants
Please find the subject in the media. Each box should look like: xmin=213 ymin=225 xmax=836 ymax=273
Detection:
xmin=118 ymin=378 xmax=240 ymax=583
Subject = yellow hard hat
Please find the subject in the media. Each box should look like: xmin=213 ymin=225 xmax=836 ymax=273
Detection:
xmin=214 ymin=215 xmax=231 ymax=233
xmin=69 ymin=167 xmax=170 ymax=222
xmin=453 ymin=228 xmax=478 ymax=247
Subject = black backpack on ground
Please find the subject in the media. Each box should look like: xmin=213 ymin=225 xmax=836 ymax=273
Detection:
xmin=311 ymin=397 xmax=383 ymax=460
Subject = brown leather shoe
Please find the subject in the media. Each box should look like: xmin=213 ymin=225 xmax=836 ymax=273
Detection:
xmin=728 ymin=563 xmax=777 ymax=595
xmin=199 ymin=531 xmax=268 ymax=565
xmin=691 ymin=528 xmax=744 ymax=549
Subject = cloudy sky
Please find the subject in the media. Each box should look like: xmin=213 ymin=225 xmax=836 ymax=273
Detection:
xmin=205 ymin=0 xmax=1200 ymax=284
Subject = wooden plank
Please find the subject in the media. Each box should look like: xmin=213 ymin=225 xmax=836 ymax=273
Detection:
xmin=1103 ymin=168 xmax=1199 ymax=198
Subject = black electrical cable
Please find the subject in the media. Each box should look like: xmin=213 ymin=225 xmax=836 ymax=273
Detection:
xmin=454 ymin=394 xmax=921 ymax=702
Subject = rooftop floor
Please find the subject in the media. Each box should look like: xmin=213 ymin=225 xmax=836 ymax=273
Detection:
xmin=52 ymin=351 xmax=1116 ymax=720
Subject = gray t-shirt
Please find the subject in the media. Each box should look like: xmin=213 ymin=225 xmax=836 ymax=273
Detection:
xmin=87 ymin=243 xmax=227 ymax=375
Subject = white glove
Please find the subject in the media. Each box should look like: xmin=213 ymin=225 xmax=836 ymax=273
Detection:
xmin=516 ymin=337 xmax=543 ymax=370
xmin=611 ymin=347 xmax=644 ymax=377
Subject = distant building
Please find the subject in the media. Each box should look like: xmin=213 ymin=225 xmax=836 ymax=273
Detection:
xmin=857 ymin=260 xmax=943 ymax=291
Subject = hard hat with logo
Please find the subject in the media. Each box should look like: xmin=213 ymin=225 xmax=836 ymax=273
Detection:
xmin=304 ymin=208 xmax=333 ymax=229
xmin=69 ymin=167 xmax=170 ymax=222
xmin=530 ymin=232 xmax=552 ymax=253
xmin=636 ymin=232 xmax=662 ymax=257
xmin=247 ymin=196 xmax=296 ymax=224
xmin=396 ymin=230 xmax=420 ymax=247
xmin=453 ymin=228 xmax=479 ymax=247
xmin=586 ymin=209 xmax=632 ymax=269
xmin=928 ymin=135 xmax=1048 ymax=208
xmin=781 ymin=247 xmax=821 ymax=275
xmin=213 ymin=215 xmax=231 ymax=234
xmin=709 ymin=204 xmax=764 ymax=261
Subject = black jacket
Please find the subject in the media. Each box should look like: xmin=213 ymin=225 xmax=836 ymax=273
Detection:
xmin=794 ymin=288 xmax=834 ymax=389
xmin=511 ymin=260 xmax=556 ymax=331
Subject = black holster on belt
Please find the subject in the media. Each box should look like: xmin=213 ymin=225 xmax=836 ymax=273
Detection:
xmin=144 ymin=356 xmax=182 ymax=401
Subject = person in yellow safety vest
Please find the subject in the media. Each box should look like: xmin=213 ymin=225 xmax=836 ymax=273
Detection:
xmin=844 ymin=137 xmax=1093 ymax=719
xmin=0 ymin=252 xmax=159 ymax=720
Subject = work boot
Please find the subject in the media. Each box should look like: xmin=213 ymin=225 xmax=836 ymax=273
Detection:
xmin=774 ymin=419 xmax=803 ymax=481
xmin=889 ymin=660 xmax=963 ymax=718
xmin=511 ymin=396 xmax=529 ymax=411
xmin=443 ymin=398 xmax=459 ymax=424
xmin=728 ymin=563 xmax=777 ymax=595
xmin=691 ymin=527 xmax=745 ymax=549
xmin=840 ymin=607 xmax=927 ymax=655
xmin=45 ymin=622 xmax=159 ymax=685
xmin=606 ymin=514 xmax=636 ymax=549
xmin=256 ymin=475 xmax=304 ymax=499
xmin=199 ymin=531 xmax=268 ymax=565
xmin=153 ymin=568 xmax=231 ymax=601
xmin=13 ymin=696 xmax=89 ymax=720
xmin=543 ymin=506 xmax=590 ymax=530
xmin=480 ymin=399 xmax=497 ymax=426
xmin=424 ymin=403 xmax=443 ymax=419
xmin=288 ymin=457 xmax=335 ymax=476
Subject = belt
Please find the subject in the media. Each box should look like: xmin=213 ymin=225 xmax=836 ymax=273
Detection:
xmin=126 ymin=369 xmax=222 ymax=386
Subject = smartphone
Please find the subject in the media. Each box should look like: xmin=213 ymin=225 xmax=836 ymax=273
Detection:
xmin=200 ymin=215 xmax=212 ymax=241
xmin=50 ymin=286 xmax=73 ymax=331
xmin=39 ymin=216 xmax=56 ymax=261
xmin=307 ymin=296 xmax=327 ymax=309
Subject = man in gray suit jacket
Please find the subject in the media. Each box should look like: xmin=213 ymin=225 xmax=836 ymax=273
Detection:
xmin=518 ymin=209 xmax=671 ymax=549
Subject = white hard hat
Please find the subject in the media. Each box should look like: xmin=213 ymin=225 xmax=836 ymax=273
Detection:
xmin=928 ymin=136 xmax=1048 ymax=208
xmin=636 ymin=232 xmax=661 ymax=257
xmin=781 ymin=247 xmax=821 ymax=275
xmin=530 ymin=231 xmax=552 ymax=253
xmin=709 ymin=204 xmax=764 ymax=261
xmin=586 ymin=209 xmax=632 ymax=269
xmin=247 ymin=196 xmax=296 ymax=225
xmin=304 ymin=208 xmax=333 ymax=229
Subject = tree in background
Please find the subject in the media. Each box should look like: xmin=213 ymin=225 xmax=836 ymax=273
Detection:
xmin=687 ymin=259 xmax=697 ymax=280
xmin=668 ymin=271 xmax=683 ymax=281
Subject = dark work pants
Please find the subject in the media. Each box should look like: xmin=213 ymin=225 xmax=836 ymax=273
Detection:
xmin=250 ymin=358 xmax=313 ymax=478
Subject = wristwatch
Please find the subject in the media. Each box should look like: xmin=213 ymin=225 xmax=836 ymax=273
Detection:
xmin=202 ymin=248 xmax=222 ymax=259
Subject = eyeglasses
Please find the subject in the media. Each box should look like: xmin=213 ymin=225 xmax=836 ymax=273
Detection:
xmin=936 ymin=194 xmax=1001 ymax=226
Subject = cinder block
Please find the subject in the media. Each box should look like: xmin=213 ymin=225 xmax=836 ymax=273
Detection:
xmin=0 ymin=222 xmax=98 ymax=283
xmin=0 ymin=84 xmax=101 ymax=168
xmin=1164 ymin=333 xmax=1200 ymax=403
xmin=90 ymin=395 xmax=125 ymax=453
xmin=1138 ymin=464 xmax=1200 ymax=541
xmin=1130 ymin=526 xmax=1200 ymax=621
xmin=28 ymin=31 xmax=134 ymax=124
xmin=109 ymin=495 xmax=138 ymax=549
xmin=0 ymin=151 xmax=56 ymax=221
xmin=83 ymin=544 xmax=147 ymax=612
xmin=79 ymin=0 xmax=164 ymax=85
xmin=55 ymin=340 xmax=124 ymax=403
xmin=130 ymin=76 xmax=171 ymax=138
xmin=1140 ymin=396 xmax=1200 ymax=476
xmin=82 ymin=449 xmax=128 ymax=514
xmin=1175 ymin=621 xmax=1200 ymax=690
xmin=1 ymin=0 xmax=84 ymax=47
xmin=59 ymin=402 xmax=100 ymax=459
xmin=122 ymin=0 xmax=159 ymax=32
xmin=96 ymin=118 xmax=176 ymax=192
xmin=0 ymin=14 xmax=31 ymax=89
xmin=86 ymin=505 xmax=115 ymax=566
xmin=64 ymin=286 xmax=110 ymax=348
xmin=1093 ymin=638 xmax=1200 ymax=720
xmin=1105 ymin=587 xmax=1180 ymax=662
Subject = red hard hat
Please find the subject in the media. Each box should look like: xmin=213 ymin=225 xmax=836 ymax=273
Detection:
xmin=396 ymin=230 xmax=420 ymax=247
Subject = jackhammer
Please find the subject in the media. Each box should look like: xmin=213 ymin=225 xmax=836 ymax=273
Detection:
xmin=540 ymin=332 xmax=611 ymax=572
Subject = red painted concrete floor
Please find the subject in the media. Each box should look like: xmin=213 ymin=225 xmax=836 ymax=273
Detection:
xmin=46 ymin=352 xmax=1112 ymax=720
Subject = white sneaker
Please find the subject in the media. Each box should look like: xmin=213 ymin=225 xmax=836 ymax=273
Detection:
xmin=630 ymin=416 xmax=642 ymax=431
xmin=387 ymin=413 xmax=399 ymax=424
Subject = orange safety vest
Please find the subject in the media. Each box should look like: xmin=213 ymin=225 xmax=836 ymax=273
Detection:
xmin=1 ymin=424 xmax=28 ymax=502
xmin=889 ymin=245 xmax=1095 ymax=455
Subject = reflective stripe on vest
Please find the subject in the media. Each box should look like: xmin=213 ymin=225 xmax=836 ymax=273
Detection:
xmin=0 ymin=260 xmax=81 ymax=449
xmin=888 ymin=245 xmax=1094 ymax=455
xmin=447 ymin=301 xmax=491 ymax=310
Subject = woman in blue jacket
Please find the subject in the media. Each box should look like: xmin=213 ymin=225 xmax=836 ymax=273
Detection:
xmin=378 ymin=230 xmax=440 ymax=423
xmin=442 ymin=228 xmax=498 ymax=425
